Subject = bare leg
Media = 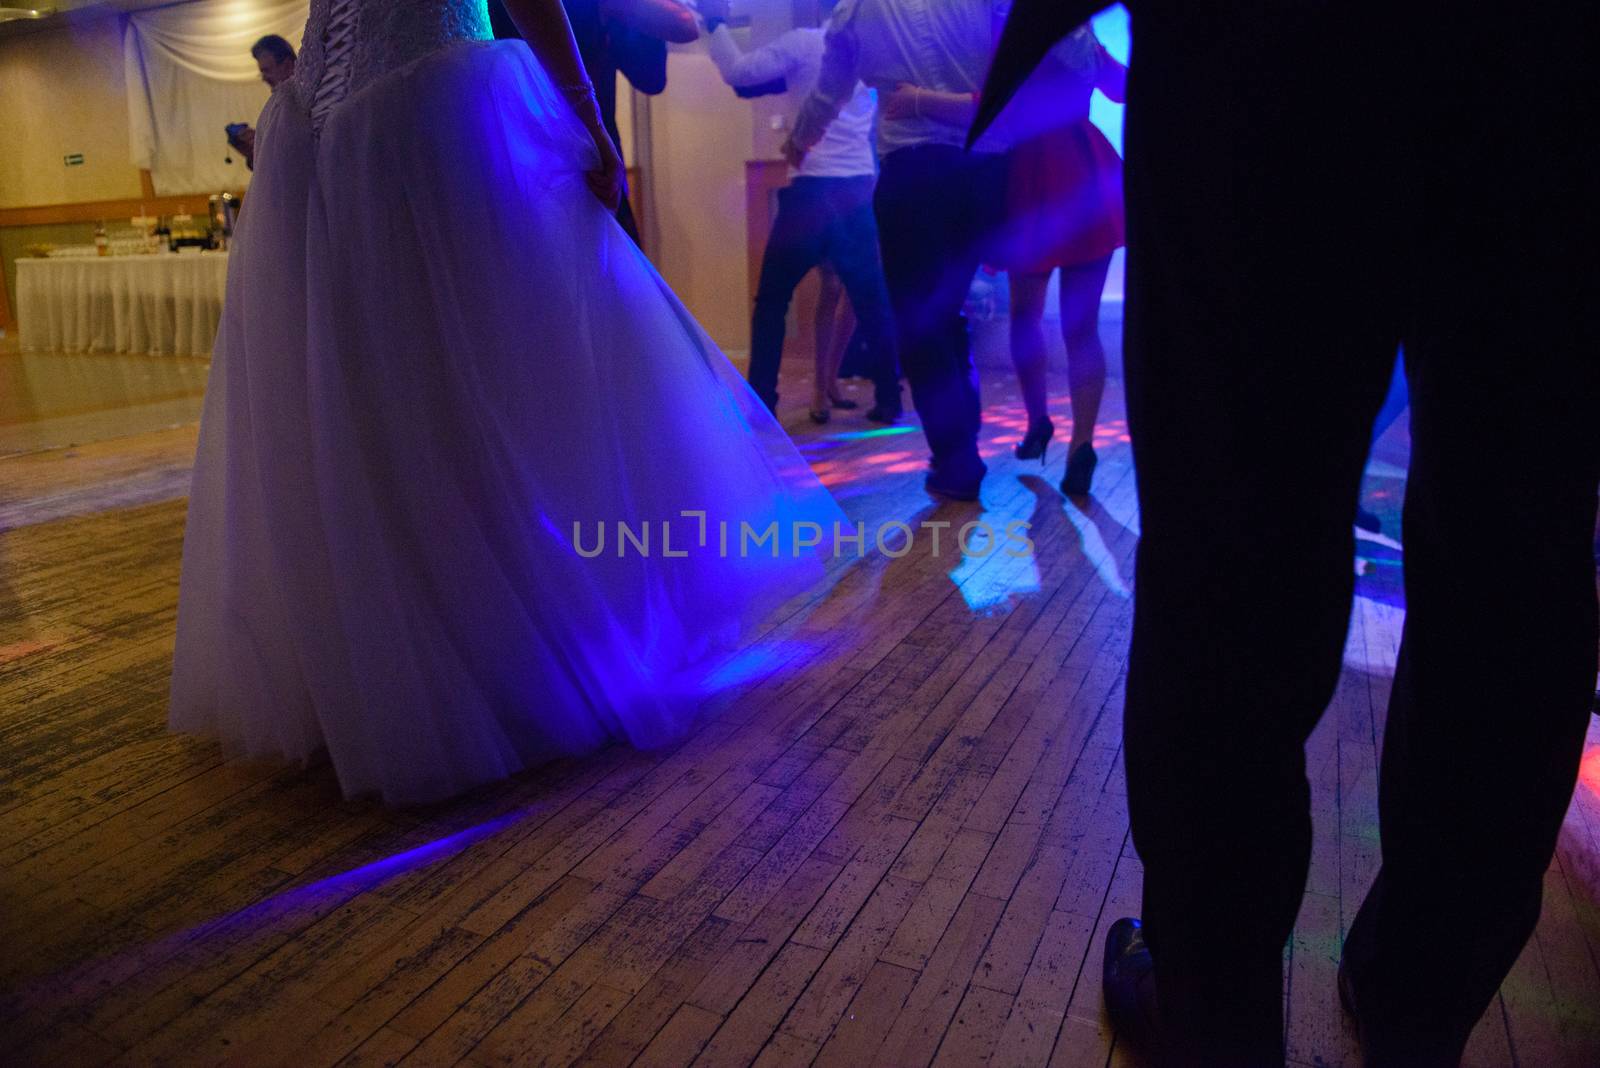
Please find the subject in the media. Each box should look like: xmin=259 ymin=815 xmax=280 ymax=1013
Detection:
xmin=1058 ymin=256 xmax=1112 ymax=449
xmin=812 ymin=266 xmax=844 ymax=416
xmin=1008 ymin=271 xmax=1052 ymax=427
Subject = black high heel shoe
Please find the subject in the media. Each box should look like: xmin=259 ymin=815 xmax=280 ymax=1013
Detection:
xmin=1061 ymin=442 xmax=1097 ymax=496
xmin=1015 ymin=418 xmax=1055 ymax=463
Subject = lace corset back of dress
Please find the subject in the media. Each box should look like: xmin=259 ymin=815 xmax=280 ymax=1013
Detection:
xmin=293 ymin=0 xmax=493 ymax=135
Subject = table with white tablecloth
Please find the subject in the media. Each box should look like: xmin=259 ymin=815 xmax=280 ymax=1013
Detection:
xmin=15 ymin=253 xmax=230 ymax=357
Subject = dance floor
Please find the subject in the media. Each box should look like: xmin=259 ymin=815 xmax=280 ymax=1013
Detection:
xmin=0 ymin=341 xmax=209 ymax=457
xmin=2 ymin=353 xmax=1598 ymax=1067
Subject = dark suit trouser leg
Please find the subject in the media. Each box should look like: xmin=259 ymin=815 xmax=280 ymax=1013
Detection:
xmin=1122 ymin=8 xmax=1600 ymax=1065
xmin=874 ymin=145 xmax=989 ymax=476
xmin=1341 ymin=340 xmax=1598 ymax=1062
xmin=1339 ymin=10 xmax=1600 ymax=1060
xmin=1122 ymin=277 xmax=1396 ymax=1067
xmin=614 ymin=195 xmax=643 ymax=248
xmin=1120 ymin=11 xmax=1403 ymax=1064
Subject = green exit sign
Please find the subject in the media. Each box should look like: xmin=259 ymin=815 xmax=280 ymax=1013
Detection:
xmin=63 ymin=153 xmax=85 ymax=166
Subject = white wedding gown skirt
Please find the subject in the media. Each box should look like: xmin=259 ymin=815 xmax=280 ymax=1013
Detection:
xmin=171 ymin=41 xmax=843 ymax=805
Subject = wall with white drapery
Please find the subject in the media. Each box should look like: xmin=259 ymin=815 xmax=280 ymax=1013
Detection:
xmin=123 ymin=0 xmax=308 ymax=195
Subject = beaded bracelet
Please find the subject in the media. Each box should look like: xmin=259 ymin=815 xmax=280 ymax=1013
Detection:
xmin=559 ymin=82 xmax=599 ymax=108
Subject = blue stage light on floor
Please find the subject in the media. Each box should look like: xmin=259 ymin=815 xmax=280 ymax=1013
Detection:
xmin=826 ymin=426 xmax=918 ymax=441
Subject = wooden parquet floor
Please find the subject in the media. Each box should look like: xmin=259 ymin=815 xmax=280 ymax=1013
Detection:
xmin=2 ymin=366 xmax=1598 ymax=1068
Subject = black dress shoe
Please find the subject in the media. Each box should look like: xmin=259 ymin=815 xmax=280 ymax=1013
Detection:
xmin=1104 ymin=917 xmax=1161 ymax=1047
xmin=865 ymin=405 xmax=901 ymax=424
xmin=925 ymin=458 xmax=985 ymax=502
xmin=925 ymin=470 xmax=982 ymax=502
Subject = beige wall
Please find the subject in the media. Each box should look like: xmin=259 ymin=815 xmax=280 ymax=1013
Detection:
xmin=0 ymin=16 xmax=147 ymax=210
xmin=643 ymin=4 xmax=814 ymax=353
xmin=646 ymin=49 xmax=756 ymax=352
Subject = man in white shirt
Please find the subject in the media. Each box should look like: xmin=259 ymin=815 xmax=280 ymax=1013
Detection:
xmin=702 ymin=1 xmax=899 ymax=422
xmin=787 ymin=0 xmax=1009 ymax=501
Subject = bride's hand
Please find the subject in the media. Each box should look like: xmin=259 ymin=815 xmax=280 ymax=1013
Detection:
xmin=561 ymin=82 xmax=626 ymax=212
xmin=586 ymin=126 xmax=627 ymax=213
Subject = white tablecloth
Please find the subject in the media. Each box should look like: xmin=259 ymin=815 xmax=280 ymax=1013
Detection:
xmin=16 ymin=253 xmax=229 ymax=357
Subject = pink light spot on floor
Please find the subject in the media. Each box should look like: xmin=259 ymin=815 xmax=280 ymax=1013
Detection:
xmin=0 ymin=636 xmax=67 ymax=663
xmin=1581 ymin=745 xmax=1600 ymax=799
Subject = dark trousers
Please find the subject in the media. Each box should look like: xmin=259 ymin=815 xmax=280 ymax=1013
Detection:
xmin=1119 ymin=6 xmax=1599 ymax=1065
xmin=746 ymin=175 xmax=898 ymax=413
xmin=615 ymin=195 xmax=643 ymax=247
xmin=873 ymin=144 xmax=1005 ymax=476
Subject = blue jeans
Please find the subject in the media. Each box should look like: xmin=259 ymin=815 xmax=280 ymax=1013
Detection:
xmin=746 ymin=176 xmax=899 ymax=413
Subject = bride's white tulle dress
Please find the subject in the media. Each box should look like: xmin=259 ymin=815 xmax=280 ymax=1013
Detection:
xmin=170 ymin=0 xmax=843 ymax=805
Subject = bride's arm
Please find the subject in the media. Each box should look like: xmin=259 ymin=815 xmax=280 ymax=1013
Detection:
xmin=501 ymin=0 xmax=627 ymax=211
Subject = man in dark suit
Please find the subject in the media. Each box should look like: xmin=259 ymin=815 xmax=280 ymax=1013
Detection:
xmin=975 ymin=3 xmax=1599 ymax=1065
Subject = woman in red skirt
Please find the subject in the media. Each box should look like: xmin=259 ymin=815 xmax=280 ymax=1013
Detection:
xmin=992 ymin=26 xmax=1126 ymax=495
xmin=884 ymin=25 xmax=1125 ymax=495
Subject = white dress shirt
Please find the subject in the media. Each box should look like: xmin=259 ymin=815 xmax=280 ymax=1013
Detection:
xmin=707 ymin=24 xmax=877 ymax=179
xmin=793 ymin=0 xmax=1009 ymax=157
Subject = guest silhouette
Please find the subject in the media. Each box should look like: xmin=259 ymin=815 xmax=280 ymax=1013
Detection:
xmin=231 ymin=35 xmax=298 ymax=169
xmin=790 ymin=0 xmax=1011 ymax=501
xmin=252 ymin=33 xmax=296 ymax=88
xmin=977 ymin=3 xmax=1600 ymax=1065
xmin=904 ymin=23 xmax=1125 ymax=494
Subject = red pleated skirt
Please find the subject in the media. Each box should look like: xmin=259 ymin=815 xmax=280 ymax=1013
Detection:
xmin=990 ymin=119 xmax=1125 ymax=274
